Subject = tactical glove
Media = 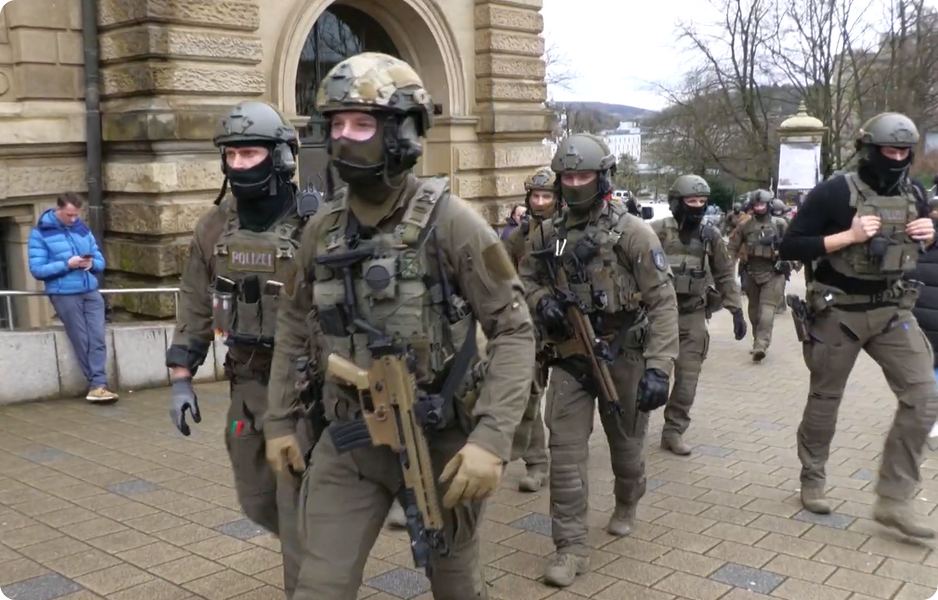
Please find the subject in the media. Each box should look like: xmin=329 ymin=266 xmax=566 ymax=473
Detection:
xmin=439 ymin=442 xmax=504 ymax=508
xmin=170 ymin=376 xmax=201 ymax=436
xmin=731 ymin=309 xmax=747 ymax=341
xmin=636 ymin=368 xmax=670 ymax=412
xmin=536 ymin=296 xmax=569 ymax=339
xmin=265 ymin=435 xmax=305 ymax=476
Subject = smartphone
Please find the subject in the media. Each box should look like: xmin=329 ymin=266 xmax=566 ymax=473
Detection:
xmin=81 ymin=254 xmax=92 ymax=259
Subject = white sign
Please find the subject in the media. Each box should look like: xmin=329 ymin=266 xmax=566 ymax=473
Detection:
xmin=778 ymin=142 xmax=821 ymax=191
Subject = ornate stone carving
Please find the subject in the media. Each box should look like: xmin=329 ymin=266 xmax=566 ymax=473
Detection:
xmin=102 ymin=63 xmax=265 ymax=97
xmin=473 ymin=4 xmax=543 ymax=32
xmin=475 ymin=54 xmax=544 ymax=79
xmin=474 ymin=30 xmax=543 ymax=56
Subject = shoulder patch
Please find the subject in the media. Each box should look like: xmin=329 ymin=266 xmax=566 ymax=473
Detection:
xmin=482 ymin=241 xmax=517 ymax=281
xmin=651 ymin=248 xmax=668 ymax=271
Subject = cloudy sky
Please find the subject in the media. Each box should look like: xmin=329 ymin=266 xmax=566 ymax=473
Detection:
xmin=541 ymin=0 xmax=720 ymax=110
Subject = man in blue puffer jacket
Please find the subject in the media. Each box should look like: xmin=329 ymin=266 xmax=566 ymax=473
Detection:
xmin=28 ymin=192 xmax=117 ymax=403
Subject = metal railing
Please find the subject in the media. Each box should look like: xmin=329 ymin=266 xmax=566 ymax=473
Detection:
xmin=0 ymin=287 xmax=180 ymax=331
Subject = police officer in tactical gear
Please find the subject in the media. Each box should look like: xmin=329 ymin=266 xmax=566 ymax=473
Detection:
xmin=166 ymin=101 xmax=310 ymax=597
xmin=502 ymin=167 xmax=556 ymax=492
xmin=728 ymin=189 xmax=788 ymax=361
xmin=772 ymin=199 xmax=795 ymax=314
xmin=264 ymin=52 xmax=535 ymax=599
xmin=723 ymin=202 xmax=744 ymax=235
xmin=780 ymin=112 xmax=938 ymax=538
xmin=652 ymin=175 xmax=746 ymax=456
xmin=518 ymin=133 xmax=679 ymax=588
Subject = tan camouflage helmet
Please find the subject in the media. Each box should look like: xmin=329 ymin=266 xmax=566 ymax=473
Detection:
xmin=524 ymin=167 xmax=555 ymax=192
xmin=315 ymin=52 xmax=435 ymax=135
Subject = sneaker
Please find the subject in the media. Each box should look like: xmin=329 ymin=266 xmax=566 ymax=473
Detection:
xmin=86 ymin=387 xmax=119 ymax=404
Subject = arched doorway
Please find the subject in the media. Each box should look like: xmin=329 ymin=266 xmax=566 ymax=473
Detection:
xmin=295 ymin=4 xmax=401 ymax=190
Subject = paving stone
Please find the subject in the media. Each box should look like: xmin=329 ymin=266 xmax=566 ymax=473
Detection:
xmin=2 ymin=572 xmax=82 ymax=600
xmin=215 ymin=518 xmax=267 ymax=540
xmin=509 ymin=512 xmax=551 ymax=536
xmin=852 ymin=468 xmax=876 ymax=481
xmin=21 ymin=448 xmax=70 ymax=464
xmin=367 ymin=567 xmax=430 ymax=599
xmin=647 ymin=478 xmax=666 ymax=491
xmin=105 ymin=479 xmax=162 ymax=497
xmin=751 ymin=421 xmax=784 ymax=431
xmin=694 ymin=445 xmax=733 ymax=458
xmin=709 ymin=563 xmax=786 ymax=594
xmin=792 ymin=509 xmax=856 ymax=530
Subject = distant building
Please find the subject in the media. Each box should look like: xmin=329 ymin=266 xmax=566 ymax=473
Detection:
xmin=604 ymin=121 xmax=643 ymax=162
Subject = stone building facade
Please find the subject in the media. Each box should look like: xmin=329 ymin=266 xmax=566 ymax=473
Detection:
xmin=0 ymin=0 xmax=552 ymax=328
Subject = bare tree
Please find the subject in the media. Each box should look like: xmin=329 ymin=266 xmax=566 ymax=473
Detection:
xmin=671 ymin=0 xmax=778 ymax=183
xmin=544 ymin=41 xmax=580 ymax=94
xmin=766 ymin=0 xmax=882 ymax=175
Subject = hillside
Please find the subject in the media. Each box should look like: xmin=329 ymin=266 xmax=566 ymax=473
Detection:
xmin=557 ymin=101 xmax=655 ymax=121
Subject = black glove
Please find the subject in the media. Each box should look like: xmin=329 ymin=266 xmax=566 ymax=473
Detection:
xmin=731 ymin=309 xmax=747 ymax=341
xmin=536 ymin=296 xmax=570 ymax=339
xmin=636 ymin=368 xmax=670 ymax=412
xmin=170 ymin=376 xmax=201 ymax=436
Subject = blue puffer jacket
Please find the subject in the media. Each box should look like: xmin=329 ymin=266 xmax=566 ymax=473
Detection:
xmin=28 ymin=209 xmax=105 ymax=295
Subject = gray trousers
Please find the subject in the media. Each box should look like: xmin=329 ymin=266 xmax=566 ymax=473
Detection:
xmin=50 ymin=291 xmax=108 ymax=388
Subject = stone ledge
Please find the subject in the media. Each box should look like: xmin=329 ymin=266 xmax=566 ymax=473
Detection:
xmin=473 ymin=0 xmax=544 ymax=10
xmin=103 ymin=236 xmax=188 ymax=278
xmin=453 ymin=170 xmax=529 ymax=199
xmin=473 ymin=4 xmax=543 ymax=33
xmin=474 ymin=30 xmax=544 ymax=57
xmin=0 ymin=160 xmax=87 ymax=200
xmin=475 ymin=106 xmax=554 ymax=135
xmin=101 ymin=62 xmax=265 ymax=97
xmin=0 ymin=105 xmax=86 ymax=146
xmin=0 ymin=325 xmax=225 ymax=404
xmin=100 ymin=25 xmax=263 ymax=64
xmin=105 ymin=196 xmax=216 ymax=235
xmin=98 ymin=0 xmax=260 ymax=32
xmin=456 ymin=144 xmax=551 ymax=170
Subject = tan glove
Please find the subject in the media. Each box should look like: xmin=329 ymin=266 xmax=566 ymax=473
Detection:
xmin=265 ymin=435 xmax=305 ymax=476
xmin=439 ymin=443 xmax=504 ymax=508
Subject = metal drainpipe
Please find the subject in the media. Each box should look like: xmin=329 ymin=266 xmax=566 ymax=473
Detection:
xmin=81 ymin=0 xmax=104 ymax=286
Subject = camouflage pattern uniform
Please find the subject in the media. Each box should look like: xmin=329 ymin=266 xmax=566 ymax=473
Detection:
xmin=519 ymin=134 xmax=679 ymax=588
xmin=265 ymin=53 xmax=535 ymax=599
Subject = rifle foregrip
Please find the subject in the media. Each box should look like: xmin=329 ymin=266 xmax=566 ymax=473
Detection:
xmin=326 ymin=354 xmax=370 ymax=391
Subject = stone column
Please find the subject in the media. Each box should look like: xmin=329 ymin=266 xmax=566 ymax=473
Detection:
xmin=97 ymin=0 xmax=264 ymax=318
xmin=467 ymin=0 xmax=552 ymax=223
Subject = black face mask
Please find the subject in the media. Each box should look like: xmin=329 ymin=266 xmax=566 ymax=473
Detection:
xmin=860 ymin=147 xmax=913 ymax=194
xmin=228 ymin=155 xmax=275 ymax=202
xmin=675 ymin=201 xmax=706 ymax=230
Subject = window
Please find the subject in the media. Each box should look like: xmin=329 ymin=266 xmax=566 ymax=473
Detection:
xmin=295 ymin=5 xmax=400 ymax=189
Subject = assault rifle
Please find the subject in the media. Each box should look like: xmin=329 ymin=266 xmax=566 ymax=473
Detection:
xmin=326 ymin=320 xmax=448 ymax=577
xmin=531 ymin=245 xmax=620 ymax=413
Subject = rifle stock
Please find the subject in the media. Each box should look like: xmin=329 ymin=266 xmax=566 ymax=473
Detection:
xmin=326 ymin=353 xmax=447 ymax=572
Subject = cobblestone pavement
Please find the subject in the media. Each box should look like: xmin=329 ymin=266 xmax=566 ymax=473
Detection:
xmin=2 ymin=275 xmax=938 ymax=599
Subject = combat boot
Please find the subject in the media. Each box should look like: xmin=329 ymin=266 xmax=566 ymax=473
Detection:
xmin=661 ymin=433 xmax=692 ymax=456
xmin=752 ymin=349 xmax=766 ymax=362
xmin=385 ymin=500 xmax=406 ymax=529
xmin=606 ymin=503 xmax=636 ymax=537
xmin=544 ymin=552 xmax=589 ymax=587
xmin=519 ymin=464 xmax=548 ymax=492
xmin=800 ymin=486 xmax=831 ymax=514
xmin=873 ymin=497 xmax=936 ymax=539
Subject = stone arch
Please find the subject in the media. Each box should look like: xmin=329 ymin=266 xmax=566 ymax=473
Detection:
xmin=272 ymin=0 xmax=467 ymax=118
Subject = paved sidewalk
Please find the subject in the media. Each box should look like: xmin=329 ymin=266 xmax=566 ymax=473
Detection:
xmin=1 ymin=275 xmax=938 ymax=599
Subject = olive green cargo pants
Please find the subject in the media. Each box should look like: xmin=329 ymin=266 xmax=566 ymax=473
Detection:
xmin=743 ymin=271 xmax=785 ymax=352
xmin=293 ymin=426 xmax=487 ymax=599
xmin=797 ymin=306 xmax=938 ymax=499
xmin=663 ymin=309 xmax=710 ymax=436
xmin=224 ymin=359 xmax=305 ymax=599
xmin=546 ymin=350 xmax=648 ymax=556
xmin=519 ymin=363 xmax=549 ymax=467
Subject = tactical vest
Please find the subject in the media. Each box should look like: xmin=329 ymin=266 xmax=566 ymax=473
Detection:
xmin=209 ymin=202 xmax=302 ymax=349
xmin=824 ymin=173 xmax=919 ymax=282
xmin=539 ymin=202 xmax=643 ymax=322
xmin=657 ymin=217 xmax=711 ymax=299
xmin=309 ymin=178 xmax=475 ymax=419
xmin=742 ymin=215 xmax=782 ymax=268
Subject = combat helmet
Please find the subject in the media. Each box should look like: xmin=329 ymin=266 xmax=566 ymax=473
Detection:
xmin=855 ymin=113 xmax=919 ymax=150
xmin=315 ymin=52 xmax=434 ymax=176
xmin=550 ymin=133 xmax=617 ymax=209
xmin=524 ymin=166 xmax=557 ymax=218
xmin=213 ymin=101 xmax=298 ymax=177
xmin=771 ymin=199 xmax=787 ymax=215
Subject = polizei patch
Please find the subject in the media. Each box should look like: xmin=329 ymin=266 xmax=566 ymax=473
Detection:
xmin=228 ymin=247 xmax=276 ymax=272
xmin=651 ymin=248 xmax=667 ymax=271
